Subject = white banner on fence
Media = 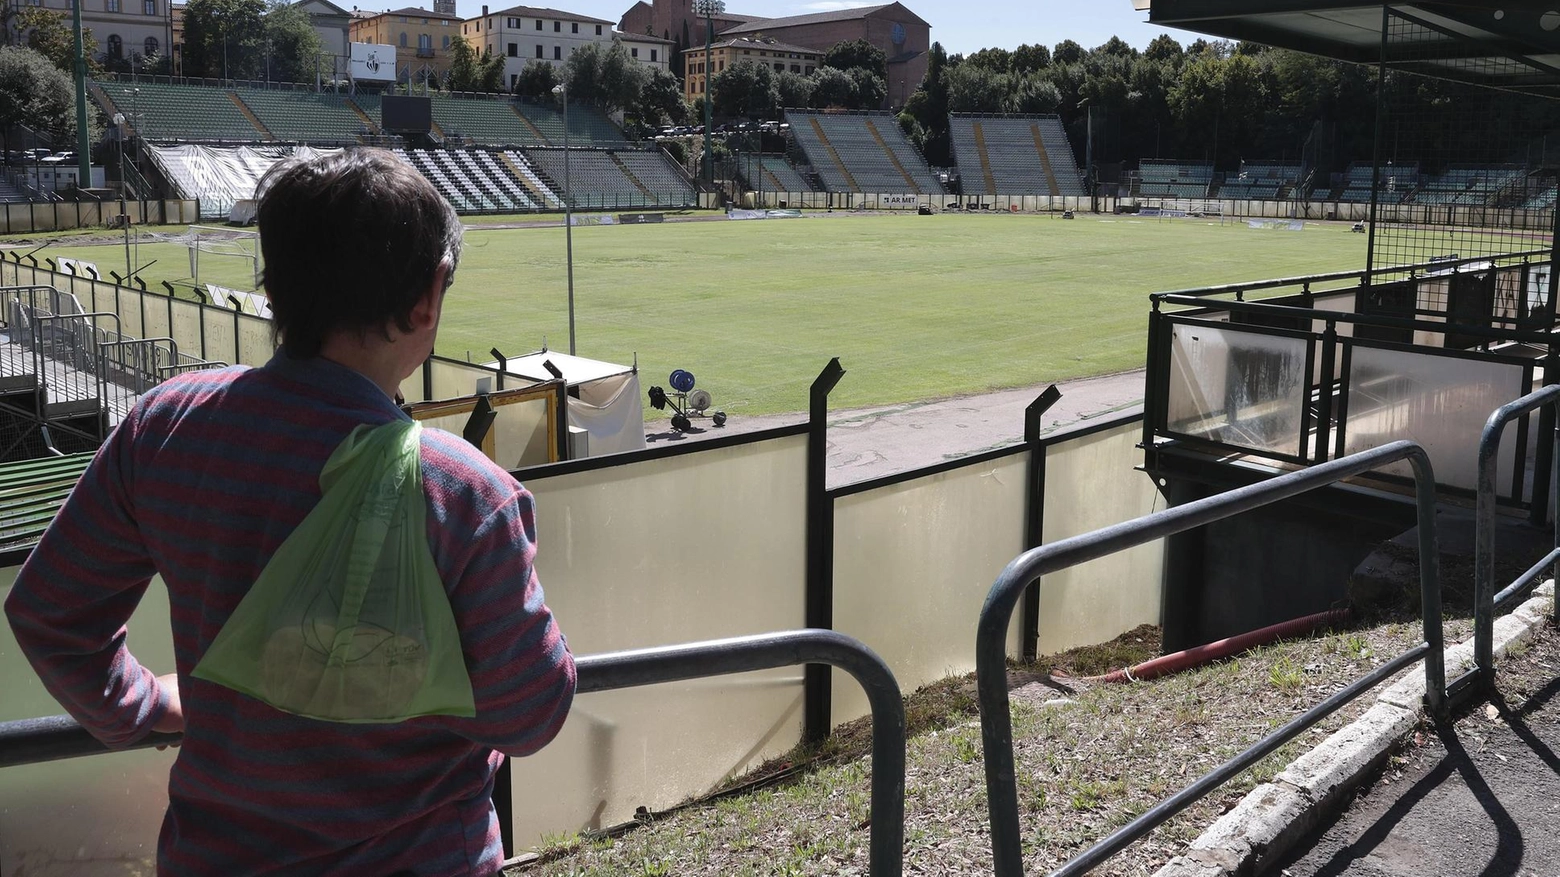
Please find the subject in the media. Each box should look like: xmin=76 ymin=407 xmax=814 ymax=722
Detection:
xmin=57 ymin=258 xmax=99 ymax=279
xmin=880 ymin=194 xmax=917 ymax=207
xmin=350 ymin=42 xmax=398 ymax=83
xmin=208 ymin=284 xmax=271 ymax=318
xmin=147 ymin=144 xmax=342 ymax=221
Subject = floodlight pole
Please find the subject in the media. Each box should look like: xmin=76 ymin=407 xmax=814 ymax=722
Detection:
xmin=693 ymin=0 xmax=723 ymax=185
xmin=553 ymin=83 xmax=576 ymax=355
xmin=70 ymin=0 xmax=91 ymax=186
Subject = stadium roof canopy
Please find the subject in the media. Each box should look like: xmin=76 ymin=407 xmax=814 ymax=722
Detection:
xmin=1140 ymin=1 xmax=1560 ymax=94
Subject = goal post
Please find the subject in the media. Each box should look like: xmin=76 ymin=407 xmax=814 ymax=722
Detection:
xmin=184 ymin=225 xmax=262 ymax=290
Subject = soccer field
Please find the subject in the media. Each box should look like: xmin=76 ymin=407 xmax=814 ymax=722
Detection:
xmin=49 ymin=213 xmax=1368 ymax=415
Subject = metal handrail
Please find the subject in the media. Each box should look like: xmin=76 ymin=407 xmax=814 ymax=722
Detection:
xmin=976 ymin=440 xmax=1443 ymax=877
xmin=1474 ymin=384 xmax=1560 ymax=681
xmin=29 ymin=311 xmax=122 ymax=414
xmin=0 ymin=628 xmax=908 ymax=876
xmin=1150 ymin=248 xmax=1548 ymax=303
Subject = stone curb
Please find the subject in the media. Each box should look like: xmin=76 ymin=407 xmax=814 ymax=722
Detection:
xmin=1152 ymin=581 xmax=1554 ymax=877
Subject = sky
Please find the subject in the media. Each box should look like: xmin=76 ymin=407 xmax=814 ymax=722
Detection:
xmin=443 ymin=0 xmax=1187 ymax=56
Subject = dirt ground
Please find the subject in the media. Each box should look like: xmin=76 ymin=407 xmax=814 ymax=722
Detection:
xmin=647 ymin=369 xmax=1146 ymax=489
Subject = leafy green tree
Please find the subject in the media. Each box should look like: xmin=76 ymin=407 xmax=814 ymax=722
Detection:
xmin=775 ymin=70 xmax=813 ymax=110
xmin=847 ymin=67 xmax=886 ymax=109
xmin=0 ymin=45 xmax=79 ymax=156
xmin=446 ymin=34 xmax=478 ymax=92
xmin=512 ymin=58 xmax=558 ymax=98
xmin=262 ymin=0 xmax=322 ymax=83
xmin=629 ymin=66 xmax=688 ymax=127
xmin=1011 ymin=43 xmax=1050 ymax=74
xmin=1052 ymin=39 xmax=1085 ymax=66
xmin=12 ymin=7 xmax=99 ymax=74
xmin=1005 ymin=74 xmax=1061 ymax=114
xmin=478 ymin=47 xmax=504 ymax=93
xmin=1143 ymin=34 xmax=1183 ymax=65
xmin=710 ymin=59 xmax=775 ymax=118
xmin=945 ymin=63 xmax=1005 ymax=113
xmin=904 ymin=41 xmax=951 ymax=164
xmin=564 ymin=40 xmax=647 ymax=111
xmin=822 ymin=37 xmax=885 ymax=80
xmin=1094 ymin=36 xmax=1137 ymax=59
xmin=963 ymin=47 xmax=1011 ymax=72
xmin=809 ymin=66 xmax=854 ymax=109
xmin=182 ymin=0 xmax=265 ymax=79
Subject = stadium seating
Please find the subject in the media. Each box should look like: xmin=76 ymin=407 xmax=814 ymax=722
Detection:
xmin=101 ymin=80 xmax=264 ymax=142
xmin=517 ymin=101 xmax=632 ymax=148
xmin=785 ymin=110 xmax=943 ymax=194
xmin=1414 ymin=164 xmax=1526 ymax=205
xmin=753 ymin=155 xmax=816 ymax=192
xmin=1217 ymin=161 xmax=1300 ymax=200
xmin=521 ymin=148 xmax=695 ymax=208
xmin=1336 ymin=162 xmax=1418 ymax=203
xmin=430 ymin=96 xmax=546 ymax=147
xmin=948 ymin=114 xmax=1085 ymax=196
xmin=233 ymin=91 xmax=374 ymax=143
xmin=1137 ymin=160 xmax=1213 ymax=199
xmin=393 ymin=147 xmax=550 ymax=213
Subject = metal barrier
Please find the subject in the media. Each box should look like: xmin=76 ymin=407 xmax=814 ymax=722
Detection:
xmin=28 ymin=312 xmax=118 ymax=416
xmin=976 ymin=440 xmax=1444 ymax=877
xmin=0 ymin=628 xmax=908 ymax=877
xmin=1474 ymin=384 xmax=1560 ymax=684
xmin=99 ymin=336 xmax=180 ymax=397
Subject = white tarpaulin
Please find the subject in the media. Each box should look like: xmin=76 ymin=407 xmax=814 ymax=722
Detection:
xmin=147 ymin=145 xmax=342 ymax=220
xmin=481 ymin=351 xmax=647 ymax=458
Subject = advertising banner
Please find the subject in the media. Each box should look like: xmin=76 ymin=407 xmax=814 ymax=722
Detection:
xmin=350 ymin=42 xmax=398 ymax=82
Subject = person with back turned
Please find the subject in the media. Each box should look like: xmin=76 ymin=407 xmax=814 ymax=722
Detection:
xmin=5 ymin=148 xmax=575 ymax=876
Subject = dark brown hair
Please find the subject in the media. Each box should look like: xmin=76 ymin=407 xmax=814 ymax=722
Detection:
xmin=256 ymin=148 xmax=462 ymax=358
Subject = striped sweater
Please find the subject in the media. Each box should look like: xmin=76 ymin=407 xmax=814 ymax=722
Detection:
xmin=4 ymin=352 xmax=576 ymax=876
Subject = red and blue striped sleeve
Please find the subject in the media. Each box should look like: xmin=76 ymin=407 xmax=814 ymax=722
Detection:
xmin=420 ymin=432 xmax=575 ymax=756
xmin=4 ymin=410 xmax=169 ymax=748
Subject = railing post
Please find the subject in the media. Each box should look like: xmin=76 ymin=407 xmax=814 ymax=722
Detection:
xmin=804 ymin=357 xmax=845 ymax=745
xmin=1021 ymin=385 xmax=1062 ymax=662
xmin=1534 ymin=352 xmax=1559 ymax=528
xmin=1315 ymin=320 xmax=1338 ymax=464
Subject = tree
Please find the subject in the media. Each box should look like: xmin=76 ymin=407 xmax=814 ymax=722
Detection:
xmin=1143 ymin=34 xmax=1183 ymax=64
xmin=945 ymin=63 xmax=1005 ymax=113
xmin=1005 ymin=74 xmax=1061 ymax=114
xmin=478 ymin=47 xmax=505 ymax=93
xmin=0 ymin=46 xmax=79 ymax=157
xmin=261 ymin=0 xmax=322 ymax=84
xmin=822 ymin=37 xmax=886 ymax=80
xmin=963 ymin=47 xmax=1011 ymax=72
xmin=565 ymin=40 xmax=647 ymax=111
xmin=12 ymin=7 xmax=99 ymax=75
xmin=628 ymin=66 xmax=687 ymax=127
xmin=1094 ymin=36 xmax=1137 ymax=59
xmin=1052 ymin=39 xmax=1085 ymax=66
xmin=182 ymin=0 xmax=265 ymax=80
xmin=905 ymin=41 xmax=951 ymax=164
xmin=1011 ymin=43 xmax=1050 ymax=74
xmin=775 ymin=70 xmax=813 ymax=111
xmin=847 ymin=67 xmax=886 ymax=110
xmin=710 ymin=59 xmax=775 ymax=118
xmin=513 ymin=58 xmax=559 ymax=99
xmin=446 ymin=35 xmax=478 ymax=92
xmin=809 ymin=66 xmax=854 ymax=109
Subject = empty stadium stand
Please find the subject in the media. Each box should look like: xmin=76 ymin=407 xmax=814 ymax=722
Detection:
xmin=522 ymin=148 xmax=695 ymax=208
xmin=233 ymin=91 xmax=375 ymax=143
xmin=1414 ymin=164 xmax=1526 ymax=205
xmin=395 ymin=148 xmax=547 ymax=213
xmin=104 ymin=80 xmax=265 ymax=142
xmin=1217 ymin=161 xmax=1300 ymax=200
xmin=743 ymin=155 xmax=816 ymax=192
xmin=1137 ymin=160 xmax=1213 ymax=199
xmin=948 ymin=113 xmax=1085 ymax=196
xmin=785 ymin=110 xmax=943 ymax=194
xmin=1336 ymin=162 xmax=1418 ymax=202
xmin=517 ymin=101 xmax=631 ymax=148
xmin=430 ymin=95 xmax=546 ymax=147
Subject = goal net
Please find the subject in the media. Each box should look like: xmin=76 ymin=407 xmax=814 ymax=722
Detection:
xmin=182 ymin=225 xmax=262 ymax=290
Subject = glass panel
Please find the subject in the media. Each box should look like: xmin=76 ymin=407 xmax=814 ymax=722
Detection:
xmin=831 ymin=454 xmax=1027 ymax=724
xmin=235 ymin=313 xmax=273 ymax=366
xmin=1038 ymin=421 xmax=1164 ymax=655
xmin=491 ymin=394 xmax=550 ymax=468
xmin=511 ymin=435 xmax=807 ymax=845
xmin=1 ymin=567 xmax=177 ymax=875
xmin=1166 ymin=323 xmax=1310 ymax=458
xmin=1343 ymin=345 xmax=1525 ymax=491
xmin=169 ymin=299 xmax=204 ymax=361
xmin=200 ymin=307 xmax=237 ymax=365
xmin=428 ymin=359 xmax=500 ymax=401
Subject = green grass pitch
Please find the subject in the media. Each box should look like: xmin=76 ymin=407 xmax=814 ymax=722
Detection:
xmin=48 ymin=213 xmax=1368 ymax=415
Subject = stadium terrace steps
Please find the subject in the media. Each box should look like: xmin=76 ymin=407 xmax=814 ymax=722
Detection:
xmin=971 ymin=121 xmax=997 ymax=195
xmin=508 ymin=104 xmax=549 ymax=142
xmin=233 ymin=91 xmax=373 ymax=142
xmin=521 ymin=148 xmax=694 ymax=208
xmin=99 ymin=80 xmax=267 ymax=142
xmin=1029 ymin=123 xmax=1060 ymax=194
xmin=226 ymin=94 xmax=274 ymax=140
xmin=865 ymin=118 xmax=922 ymax=194
xmin=500 ymin=151 xmax=561 ymax=207
xmin=807 ymin=116 xmax=859 ymax=192
xmin=948 ymin=114 xmax=1080 ymax=196
xmin=609 ymin=153 xmax=656 ymax=198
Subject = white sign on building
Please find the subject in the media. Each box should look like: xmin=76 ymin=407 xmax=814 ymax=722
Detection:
xmin=350 ymin=42 xmax=398 ymax=82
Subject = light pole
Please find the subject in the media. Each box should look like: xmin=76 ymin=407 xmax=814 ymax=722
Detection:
xmin=692 ymin=0 xmax=723 ymax=184
xmin=552 ymin=82 xmax=576 ymax=355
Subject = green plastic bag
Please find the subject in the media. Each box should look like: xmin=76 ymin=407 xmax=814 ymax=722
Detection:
xmin=192 ymin=420 xmax=476 ymax=723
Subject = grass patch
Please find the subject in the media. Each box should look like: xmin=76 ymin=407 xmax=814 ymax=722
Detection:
xmin=35 ymin=214 xmax=1367 ymax=415
xmin=511 ymin=615 xmax=1473 ymax=876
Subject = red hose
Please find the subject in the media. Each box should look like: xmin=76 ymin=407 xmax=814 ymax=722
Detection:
xmin=1081 ymin=607 xmax=1352 ymax=684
